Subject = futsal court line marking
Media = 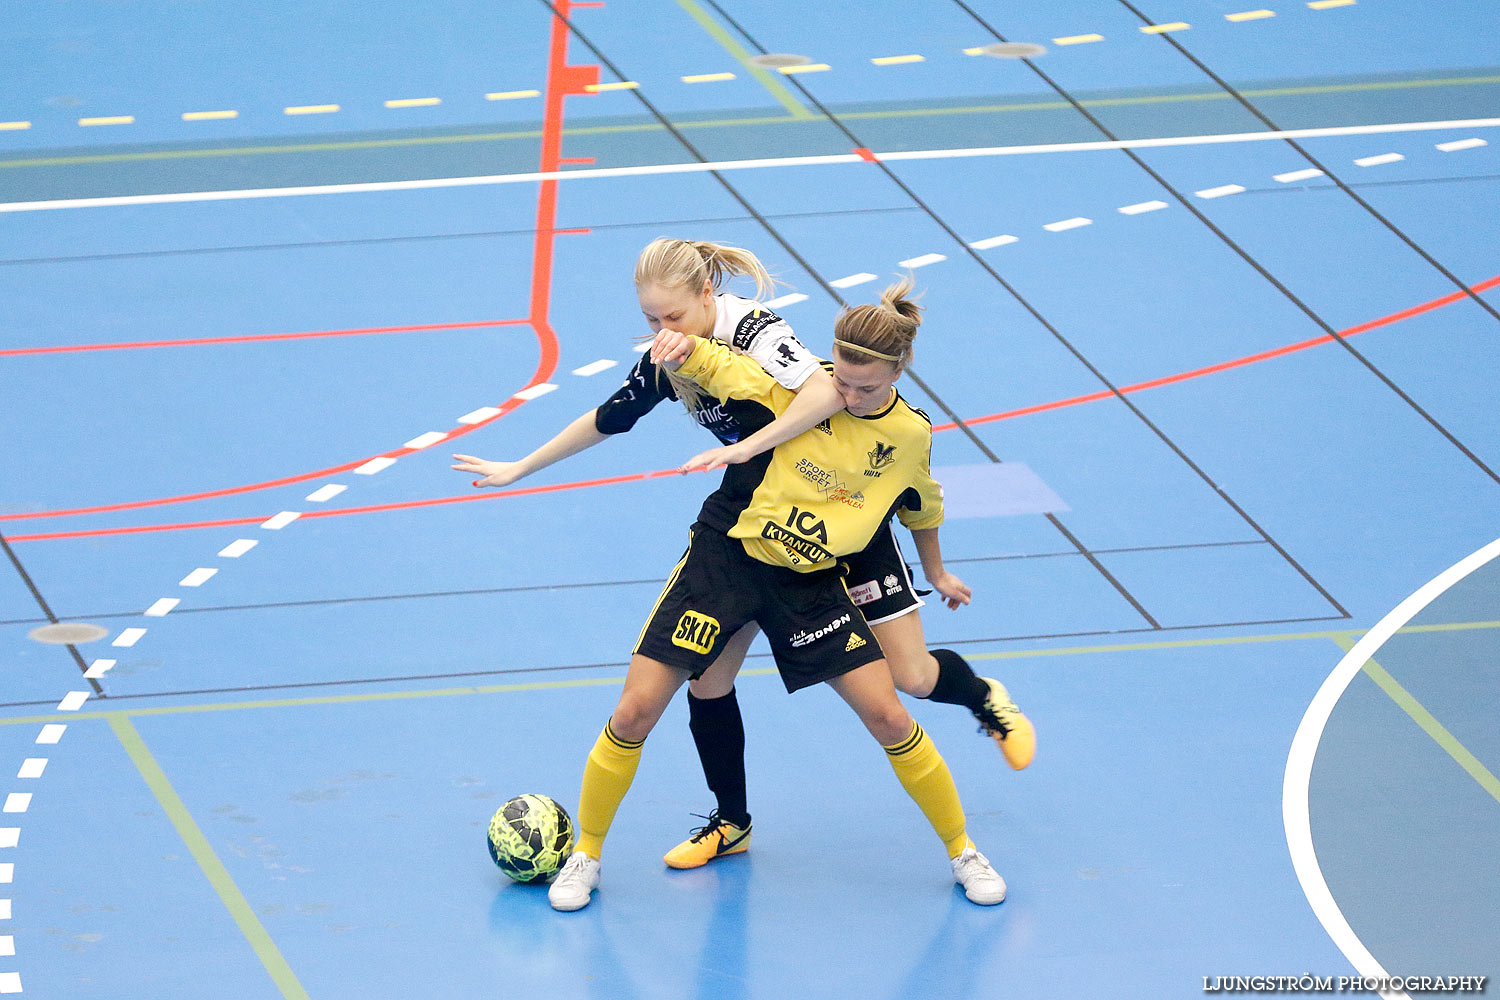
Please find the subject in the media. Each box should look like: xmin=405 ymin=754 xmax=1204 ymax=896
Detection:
xmin=4 ymin=117 xmax=1497 ymax=213
xmin=0 ymin=619 xmax=1491 ymax=727
xmin=1285 ymin=536 xmax=1500 ymax=997
xmin=107 ymin=713 xmax=310 ymax=1000
xmin=13 ymin=265 xmax=1493 ymax=542
xmin=1330 ymin=636 xmax=1500 ymax=805
xmin=669 ymin=0 xmax=814 ymax=119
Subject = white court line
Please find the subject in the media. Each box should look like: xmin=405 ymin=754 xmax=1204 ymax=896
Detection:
xmin=1118 ymin=200 xmax=1168 ymax=215
xmin=513 ymin=383 xmax=558 ymax=400
xmin=0 ymin=971 xmax=16 ymax=993
xmin=765 ymin=293 xmax=808 ymax=308
xmin=457 ymin=406 xmax=502 ymax=424
xmin=1284 ymin=535 xmax=1500 ymax=1000
xmin=1196 ymin=184 xmax=1246 ymax=199
xmin=304 ymin=484 xmax=346 ymax=503
xmin=83 ymin=659 xmax=115 ymax=678
xmin=1274 ymin=168 xmax=1325 ymax=183
xmin=0 ymin=830 xmax=16 ymax=849
xmin=57 ymin=692 xmax=90 ymax=711
xmin=35 ymin=725 xmax=66 ymax=745
xmin=897 ymin=252 xmax=946 ymax=268
xmin=829 ymin=272 xmax=877 ymax=288
xmin=112 ymin=627 xmax=147 ymax=647
xmin=1436 ymin=137 xmax=1486 ymax=152
xmin=0 ymin=937 xmax=11 ymax=957
xmin=968 ymin=234 xmax=1018 ymax=249
xmin=180 ymin=567 xmax=218 ymax=586
xmin=354 ymin=456 xmax=397 ymax=475
xmin=144 ymin=597 xmax=180 ymax=617
xmin=219 ymin=538 xmax=257 ymax=557
xmin=403 ymin=431 xmax=448 ymax=450
xmin=261 ymin=511 xmax=300 ymax=530
xmin=17 ymin=760 xmax=46 ymax=780
xmin=6 ymin=118 xmax=1498 ymax=213
xmin=1353 ymin=152 xmax=1404 ymax=166
xmin=571 ymin=359 xmax=618 ymax=377
xmin=0 ymin=861 xmax=12 ymax=877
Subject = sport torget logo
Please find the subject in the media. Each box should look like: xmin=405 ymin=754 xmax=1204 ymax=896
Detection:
xmin=794 ymin=458 xmax=866 ymax=508
xmin=865 ymin=441 xmax=897 ymax=477
xmin=671 ymin=610 xmax=721 ymax=654
xmin=789 ymin=612 xmax=852 ymax=648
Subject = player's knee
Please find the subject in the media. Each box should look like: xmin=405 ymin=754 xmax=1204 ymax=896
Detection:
xmin=609 ymin=696 xmax=659 ymax=742
xmin=869 ymin=700 xmax=914 ymax=746
xmin=886 ymin=650 xmax=938 ymax=698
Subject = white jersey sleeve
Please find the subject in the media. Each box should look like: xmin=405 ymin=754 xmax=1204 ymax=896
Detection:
xmin=711 ymin=293 xmax=822 ymax=392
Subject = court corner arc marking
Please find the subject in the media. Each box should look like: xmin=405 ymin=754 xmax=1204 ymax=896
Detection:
xmin=1283 ymin=535 xmax=1500 ymax=989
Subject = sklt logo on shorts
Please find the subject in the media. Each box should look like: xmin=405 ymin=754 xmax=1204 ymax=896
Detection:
xmin=845 ymin=633 xmax=866 ymax=652
xmin=847 ymin=580 xmax=880 ymax=606
xmin=672 ymin=611 xmax=721 ymax=654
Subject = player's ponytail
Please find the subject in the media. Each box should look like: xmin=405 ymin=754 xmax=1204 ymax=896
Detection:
xmin=634 ymin=237 xmax=777 ymax=301
xmin=832 ymin=274 xmax=923 ymax=372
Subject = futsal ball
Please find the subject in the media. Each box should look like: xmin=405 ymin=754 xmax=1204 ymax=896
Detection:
xmin=487 ymin=794 xmax=576 ymax=884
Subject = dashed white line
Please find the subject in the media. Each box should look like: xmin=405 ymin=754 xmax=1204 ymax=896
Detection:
xmin=16 ymin=761 xmax=45 ymax=781
xmin=261 ymin=511 xmax=301 ymax=530
xmin=457 ymin=406 xmax=502 ymax=424
xmin=682 ymin=72 xmax=735 ymax=83
xmin=968 ymin=234 xmax=1018 ymax=249
xmin=83 ymin=660 xmax=115 ymax=679
xmin=35 ymin=726 xmax=65 ymax=745
xmin=765 ymin=293 xmax=808 ymax=309
xmin=0 ymin=830 xmax=16 ymax=849
xmin=571 ymin=359 xmax=618 ymax=377
xmin=1044 ymin=217 xmax=1092 ymax=232
xmin=1226 ymin=9 xmax=1275 ymax=21
xmin=57 ymin=692 xmax=90 ymax=712
xmin=1353 ymin=152 xmax=1403 ymax=166
xmin=1436 ymin=137 xmax=1486 ymax=152
xmin=2 ymin=797 xmax=30 ymax=815
xmin=1274 ymin=168 xmax=1325 ymax=183
xmin=829 ymin=272 xmax=878 ymax=288
xmin=219 ymin=539 xmax=257 ymax=558
xmin=179 ymin=567 xmax=218 ymax=586
xmin=354 ymin=457 xmax=398 ymax=475
xmin=403 ymin=431 xmax=449 ymax=450
xmin=304 ymin=484 xmax=346 ymax=503
xmin=0 ymin=970 xmax=16 ymax=993
xmin=897 ymin=253 xmax=946 ymax=268
xmin=0 ymin=900 xmax=10 ymax=918
xmin=112 ymin=628 xmax=147 ymax=648
xmin=872 ymin=54 xmax=925 ymax=66
xmin=144 ymin=598 xmax=180 ymax=617
xmin=1196 ymin=184 xmax=1246 ymax=199
xmin=1119 ymin=200 xmax=1168 ymax=215
xmin=513 ymin=383 xmax=559 ymax=400
xmin=487 ymin=90 xmax=540 ymax=101
xmin=0 ymin=937 xmax=12 ymax=957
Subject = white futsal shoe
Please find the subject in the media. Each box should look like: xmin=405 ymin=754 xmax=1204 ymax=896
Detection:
xmin=951 ymin=845 xmax=1007 ymax=905
xmin=548 ymin=851 xmax=601 ymax=912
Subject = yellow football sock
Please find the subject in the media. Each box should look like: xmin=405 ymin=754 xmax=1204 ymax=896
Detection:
xmin=574 ymin=720 xmax=645 ymax=859
xmin=884 ymin=722 xmax=970 ymax=859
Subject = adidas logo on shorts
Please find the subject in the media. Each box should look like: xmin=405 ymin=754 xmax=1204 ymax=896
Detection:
xmin=845 ymin=633 xmax=866 ymax=652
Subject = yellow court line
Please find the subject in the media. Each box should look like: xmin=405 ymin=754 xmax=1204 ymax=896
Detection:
xmin=486 ymin=89 xmax=540 ymax=100
xmin=78 ymin=116 xmax=134 ymax=126
xmin=1332 ymin=638 xmax=1500 ymax=807
xmin=385 ymin=97 xmax=441 ymax=108
xmin=778 ymin=63 xmax=831 ymax=75
xmin=1226 ymin=9 xmax=1276 ymax=21
xmin=1308 ymin=0 xmax=1355 ymax=7
xmin=283 ymin=104 xmax=340 ymax=115
xmin=182 ymin=110 xmax=238 ymax=121
xmin=585 ymin=81 xmax=640 ymax=92
xmin=1053 ymin=34 xmax=1105 ymax=45
xmin=1141 ymin=22 xmax=1191 ymax=34
xmin=0 ymin=121 xmax=30 ymax=131
xmin=682 ymin=72 xmax=736 ymax=83
xmin=872 ymin=54 xmax=925 ymax=66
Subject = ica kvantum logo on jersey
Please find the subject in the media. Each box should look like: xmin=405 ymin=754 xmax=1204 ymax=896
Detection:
xmin=761 ymin=505 xmax=834 ymax=563
xmin=672 ymin=610 xmax=721 ymax=654
xmin=865 ymin=441 xmax=897 ymax=477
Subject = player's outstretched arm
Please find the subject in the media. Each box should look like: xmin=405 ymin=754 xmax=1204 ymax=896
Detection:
xmin=452 ymin=409 xmax=609 ymax=488
xmin=679 ymin=368 xmax=844 ymax=473
xmin=910 ymin=527 xmax=973 ymax=610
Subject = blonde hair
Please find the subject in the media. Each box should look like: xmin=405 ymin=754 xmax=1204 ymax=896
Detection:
xmin=832 ymin=274 xmax=923 ymax=371
xmin=634 ymin=238 xmax=779 ymax=416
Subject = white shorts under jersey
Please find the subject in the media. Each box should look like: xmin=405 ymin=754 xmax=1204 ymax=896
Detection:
xmin=711 ymin=293 xmax=821 ymax=392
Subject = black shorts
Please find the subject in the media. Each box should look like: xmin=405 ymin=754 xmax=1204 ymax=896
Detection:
xmin=635 ymin=524 xmax=883 ymax=692
xmin=841 ymin=523 xmax=924 ymax=625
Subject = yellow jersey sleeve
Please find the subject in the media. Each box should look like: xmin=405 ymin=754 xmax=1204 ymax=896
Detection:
xmin=675 ymin=336 xmax=795 ymax=413
xmin=897 ymin=441 xmax=945 ymax=531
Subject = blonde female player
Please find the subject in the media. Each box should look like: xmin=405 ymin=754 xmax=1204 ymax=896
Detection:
xmin=453 ymin=239 xmax=1032 ymax=870
xmin=540 ymin=276 xmax=1011 ymax=911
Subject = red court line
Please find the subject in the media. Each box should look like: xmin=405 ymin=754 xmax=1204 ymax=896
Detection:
xmin=0 ymin=319 xmax=531 ymax=358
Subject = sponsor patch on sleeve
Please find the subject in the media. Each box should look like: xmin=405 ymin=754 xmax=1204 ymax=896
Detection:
xmin=733 ymin=309 xmax=782 ymax=351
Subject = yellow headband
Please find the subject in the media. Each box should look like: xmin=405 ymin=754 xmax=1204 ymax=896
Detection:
xmin=834 ymin=339 xmax=902 ymax=363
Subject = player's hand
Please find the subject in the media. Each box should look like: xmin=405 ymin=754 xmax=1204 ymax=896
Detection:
xmin=928 ymin=571 xmax=972 ymax=610
xmin=451 ymin=454 xmax=527 ymax=488
xmin=649 ymin=328 xmax=695 ymax=369
xmin=679 ymin=442 xmax=754 ymax=474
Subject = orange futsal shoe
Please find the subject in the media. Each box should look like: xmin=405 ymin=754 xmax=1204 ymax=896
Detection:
xmin=976 ymin=678 xmax=1036 ymax=770
xmin=663 ymin=810 xmax=751 ymax=870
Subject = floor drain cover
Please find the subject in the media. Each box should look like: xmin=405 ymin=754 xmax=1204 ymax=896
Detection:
xmin=27 ymin=623 xmax=109 ymax=645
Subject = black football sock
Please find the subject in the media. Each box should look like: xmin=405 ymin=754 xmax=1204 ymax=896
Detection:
xmin=924 ymin=648 xmax=990 ymax=713
xmin=687 ymin=687 xmax=751 ymax=829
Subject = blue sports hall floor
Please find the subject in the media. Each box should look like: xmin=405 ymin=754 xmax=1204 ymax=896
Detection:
xmin=2 ymin=1 xmax=1498 ymax=997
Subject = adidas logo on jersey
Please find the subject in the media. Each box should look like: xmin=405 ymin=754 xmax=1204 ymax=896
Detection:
xmin=845 ymin=633 xmax=866 ymax=652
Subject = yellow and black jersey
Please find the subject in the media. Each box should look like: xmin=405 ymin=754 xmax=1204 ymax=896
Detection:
xmin=676 ymin=336 xmax=944 ymax=573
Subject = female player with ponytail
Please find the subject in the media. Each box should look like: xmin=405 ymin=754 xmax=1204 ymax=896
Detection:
xmin=454 ymin=240 xmax=1032 ymax=876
